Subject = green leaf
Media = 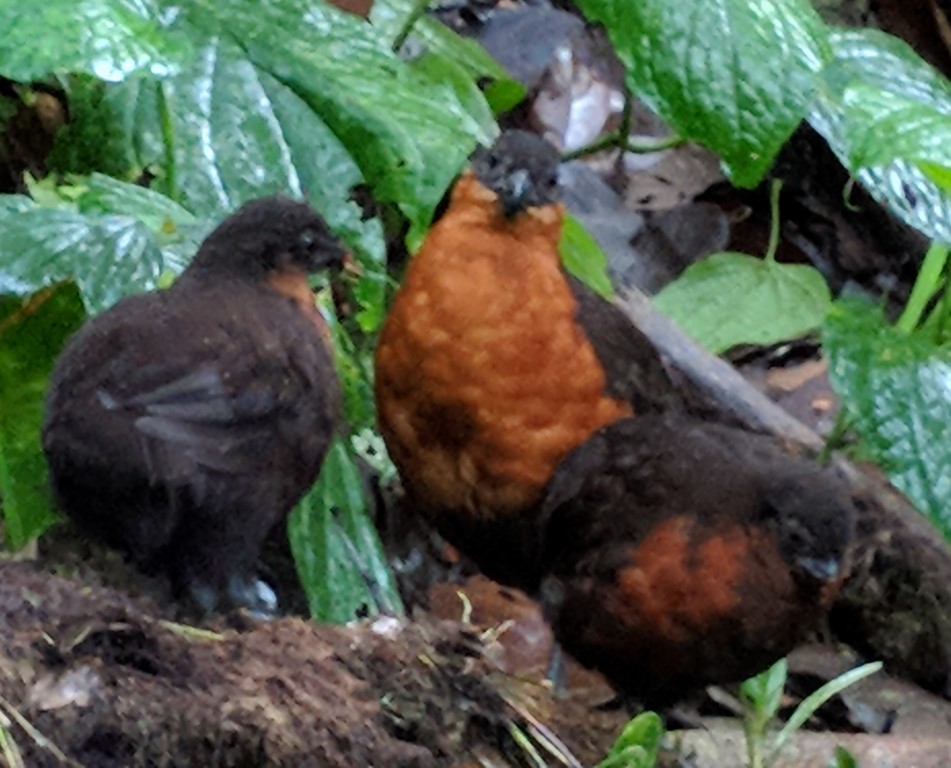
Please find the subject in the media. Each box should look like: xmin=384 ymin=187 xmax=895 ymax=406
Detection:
xmin=827 ymin=33 xmax=951 ymax=192
xmin=809 ymin=29 xmax=951 ymax=243
xmin=77 ymin=172 xmax=196 ymax=230
xmin=169 ymin=0 xmax=488 ymax=240
xmin=407 ymin=52 xmax=497 ymax=145
xmin=654 ymin=252 xmax=832 ymax=354
xmin=322 ymin=296 xmax=380 ymax=433
xmin=741 ymin=658 xmax=788 ymax=724
xmin=770 ymin=662 xmax=881 ymax=762
xmin=842 ymin=84 xmax=951 ymax=176
xmin=49 ymin=75 xmax=141 ymax=177
xmin=75 ymin=174 xmax=207 ymax=275
xmin=824 ymin=299 xmax=951 ymax=538
xmin=0 ymin=0 xmax=186 ymax=82
xmin=0 ymin=284 xmax=87 ymax=547
xmin=560 ymin=214 xmax=614 ymax=299
xmin=370 ymin=0 xmax=524 ymax=113
xmin=289 ymin=439 xmax=403 ymax=623
xmin=0 ymin=203 xmax=166 ymax=313
xmin=598 ymin=711 xmax=664 ymax=768
xmin=574 ymin=0 xmax=829 ymax=187
xmin=830 ymin=746 xmax=859 ymax=768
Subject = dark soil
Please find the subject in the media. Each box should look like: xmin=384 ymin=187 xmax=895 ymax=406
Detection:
xmin=0 ymin=525 xmax=634 ymax=768
xmin=0 ymin=556 xmax=524 ymax=767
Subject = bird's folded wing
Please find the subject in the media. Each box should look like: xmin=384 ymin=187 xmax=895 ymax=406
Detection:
xmin=97 ymin=364 xmax=286 ymax=479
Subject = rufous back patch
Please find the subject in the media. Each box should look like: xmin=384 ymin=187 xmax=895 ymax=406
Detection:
xmin=610 ymin=516 xmax=747 ymax=643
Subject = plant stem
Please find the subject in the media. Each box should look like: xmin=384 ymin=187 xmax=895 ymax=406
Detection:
xmin=819 ymin=409 xmax=853 ymax=464
xmin=157 ymin=84 xmax=177 ymax=202
xmin=562 ymin=130 xmax=684 ymax=161
xmin=896 ymin=241 xmax=949 ymax=333
xmin=391 ymin=0 xmax=431 ymax=53
xmin=764 ymin=178 xmax=783 ymax=263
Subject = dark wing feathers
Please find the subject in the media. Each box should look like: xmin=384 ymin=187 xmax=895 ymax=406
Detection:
xmin=97 ymin=363 xmax=280 ymax=476
xmin=566 ymin=275 xmax=683 ymax=414
xmin=45 ymin=280 xmax=334 ymax=491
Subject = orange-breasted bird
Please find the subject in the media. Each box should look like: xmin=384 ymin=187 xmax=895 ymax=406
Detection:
xmin=374 ymin=130 xmax=680 ymax=591
xmin=43 ymin=196 xmax=345 ymax=615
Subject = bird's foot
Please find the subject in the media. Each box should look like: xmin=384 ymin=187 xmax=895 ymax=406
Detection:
xmin=226 ymin=573 xmax=278 ymax=618
xmin=182 ymin=573 xmax=278 ymax=620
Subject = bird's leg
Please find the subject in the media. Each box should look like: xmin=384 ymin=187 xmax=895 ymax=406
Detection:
xmin=225 ymin=572 xmax=278 ymax=618
xmin=546 ymin=641 xmax=569 ymax=696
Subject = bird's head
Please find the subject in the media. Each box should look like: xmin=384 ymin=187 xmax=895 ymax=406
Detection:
xmin=759 ymin=468 xmax=856 ymax=590
xmin=470 ymin=130 xmax=561 ymax=219
xmin=188 ymin=196 xmax=347 ymax=279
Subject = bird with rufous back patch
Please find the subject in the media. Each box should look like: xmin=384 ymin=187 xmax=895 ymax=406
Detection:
xmin=43 ymin=196 xmax=346 ymax=616
xmin=374 ymin=130 xmax=680 ymax=592
xmin=538 ymin=413 xmax=856 ymax=706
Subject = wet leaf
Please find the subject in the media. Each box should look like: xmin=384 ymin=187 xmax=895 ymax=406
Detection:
xmin=0 ymin=284 xmax=86 ymax=547
xmin=407 ymin=52 xmax=497 ymax=148
xmin=0 ymin=0 xmax=185 ymax=82
xmin=574 ymin=0 xmax=829 ymax=186
xmin=597 ymin=711 xmax=664 ymax=768
xmin=654 ymin=252 xmax=832 ymax=354
xmin=371 ymin=0 xmax=524 ymax=113
xmin=741 ymin=658 xmax=788 ymax=724
xmin=810 ymin=29 xmax=951 ymax=243
xmin=0 ymin=202 xmax=165 ymax=313
xmin=824 ymin=299 xmax=951 ymax=539
xmin=289 ymin=439 xmax=403 ymax=623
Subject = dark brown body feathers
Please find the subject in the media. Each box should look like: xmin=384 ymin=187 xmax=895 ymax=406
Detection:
xmin=43 ymin=196 xmax=344 ymax=613
xmin=540 ymin=414 xmax=855 ymax=705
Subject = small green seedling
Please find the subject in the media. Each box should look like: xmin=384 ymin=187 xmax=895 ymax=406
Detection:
xmin=830 ymin=745 xmax=860 ymax=768
xmin=741 ymin=658 xmax=881 ymax=768
xmin=596 ymin=711 xmax=664 ymax=768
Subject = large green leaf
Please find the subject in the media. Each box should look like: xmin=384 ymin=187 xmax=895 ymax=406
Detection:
xmin=0 ymin=284 xmax=86 ymax=547
xmin=14 ymin=0 xmax=497 ymax=329
xmin=573 ymin=0 xmax=829 ymax=187
xmin=289 ymin=439 xmax=403 ymax=623
xmin=809 ymin=29 xmax=951 ymax=243
xmin=654 ymin=252 xmax=831 ymax=354
xmin=77 ymin=174 xmax=205 ymax=274
xmin=208 ymin=0 xmax=490 ymax=239
xmin=0 ymin=200 xmax=166 ymax=313
xmin=77 ymin=172 xmax=196 ymax=228
xmin=824 ymin=299 xmax=951 ymax=539
xmin=0 ymin=0 xmax=185 ymax=82
xmin=370 ymin=0 xmax=525 ymax=114
xmin=89 ymin=0 xmax=493 ymax=326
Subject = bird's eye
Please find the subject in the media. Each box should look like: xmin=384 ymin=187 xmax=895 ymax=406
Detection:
xmin=299 ymin=229 xmax=316 ymax=248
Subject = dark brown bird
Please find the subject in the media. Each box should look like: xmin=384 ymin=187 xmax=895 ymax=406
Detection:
xmin=374 ymin=130 xmax=679 ymax=591
xmin=538 ymin=413 xmax=855 ymax=706
xmin=43 ymin=196 xmax=345 ymax=615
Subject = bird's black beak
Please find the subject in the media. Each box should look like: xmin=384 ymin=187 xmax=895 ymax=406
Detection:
xmin=499 ymin=168 xmax=532 ymax=218
xmin=797 ymin=555 xmax=841 ymax=582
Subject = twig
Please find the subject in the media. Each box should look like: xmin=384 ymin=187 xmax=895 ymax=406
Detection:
xmin=0 ymin=694 xmax=83 ymax=768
